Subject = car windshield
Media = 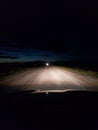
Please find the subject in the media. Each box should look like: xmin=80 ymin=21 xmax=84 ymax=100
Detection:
xmin=0 ymin=0 xmax=98 ymax=95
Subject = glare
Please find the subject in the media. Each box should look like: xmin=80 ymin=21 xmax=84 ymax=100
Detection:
xmin=46 ymin=62 xmax=49 ymax=66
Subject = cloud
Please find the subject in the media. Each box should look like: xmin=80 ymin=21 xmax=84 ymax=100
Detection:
xmin=42 ymin=54 xmax=51 ymax=57
xmin=0 ymin=48 xmax=19 ymax=59
xmin=0 ymin=52 xmax=7 ymax=55
xmin=0 ymin=55 xmax=19 ymax=59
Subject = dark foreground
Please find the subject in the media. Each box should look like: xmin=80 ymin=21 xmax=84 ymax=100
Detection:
xmin=0 ymin=90 xmax=98 ymax=130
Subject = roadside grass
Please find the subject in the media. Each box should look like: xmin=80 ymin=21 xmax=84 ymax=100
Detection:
xmin=63 ymin=67 xmax=98 ymax=78
xmin=0 ymin=67 xmax=29 ymax=80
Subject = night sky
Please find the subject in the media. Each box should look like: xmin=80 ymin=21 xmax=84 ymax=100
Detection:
xmin=0 ymin=0 xmax=97 ymax=62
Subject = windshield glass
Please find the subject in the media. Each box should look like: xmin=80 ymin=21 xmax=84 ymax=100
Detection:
xmin=0 ymin=0 xmax=97 ymax=94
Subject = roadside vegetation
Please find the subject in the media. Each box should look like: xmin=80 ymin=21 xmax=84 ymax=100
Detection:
xmin=64 ymin=67 xmax=98 ymax=78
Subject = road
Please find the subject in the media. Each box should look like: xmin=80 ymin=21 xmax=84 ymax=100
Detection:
xmin=0 ymin=66 xmax=98 ymax=93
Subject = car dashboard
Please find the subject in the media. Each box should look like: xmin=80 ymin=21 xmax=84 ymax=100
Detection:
xmin=0 ymin=90 xmax=98 ymax=130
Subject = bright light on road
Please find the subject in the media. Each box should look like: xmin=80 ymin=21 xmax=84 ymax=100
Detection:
xmin=46 ymin=62 xmax=49 ymax=66
xmin=1 ymin=66 xmax=98 ymax=92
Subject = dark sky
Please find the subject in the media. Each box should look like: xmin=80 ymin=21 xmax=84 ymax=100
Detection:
xmin=0 ymin=0 xmax=97 ymax=62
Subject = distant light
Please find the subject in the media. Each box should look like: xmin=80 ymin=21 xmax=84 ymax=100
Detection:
xmin=46 ymin=62 xmax=49 ymax=66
